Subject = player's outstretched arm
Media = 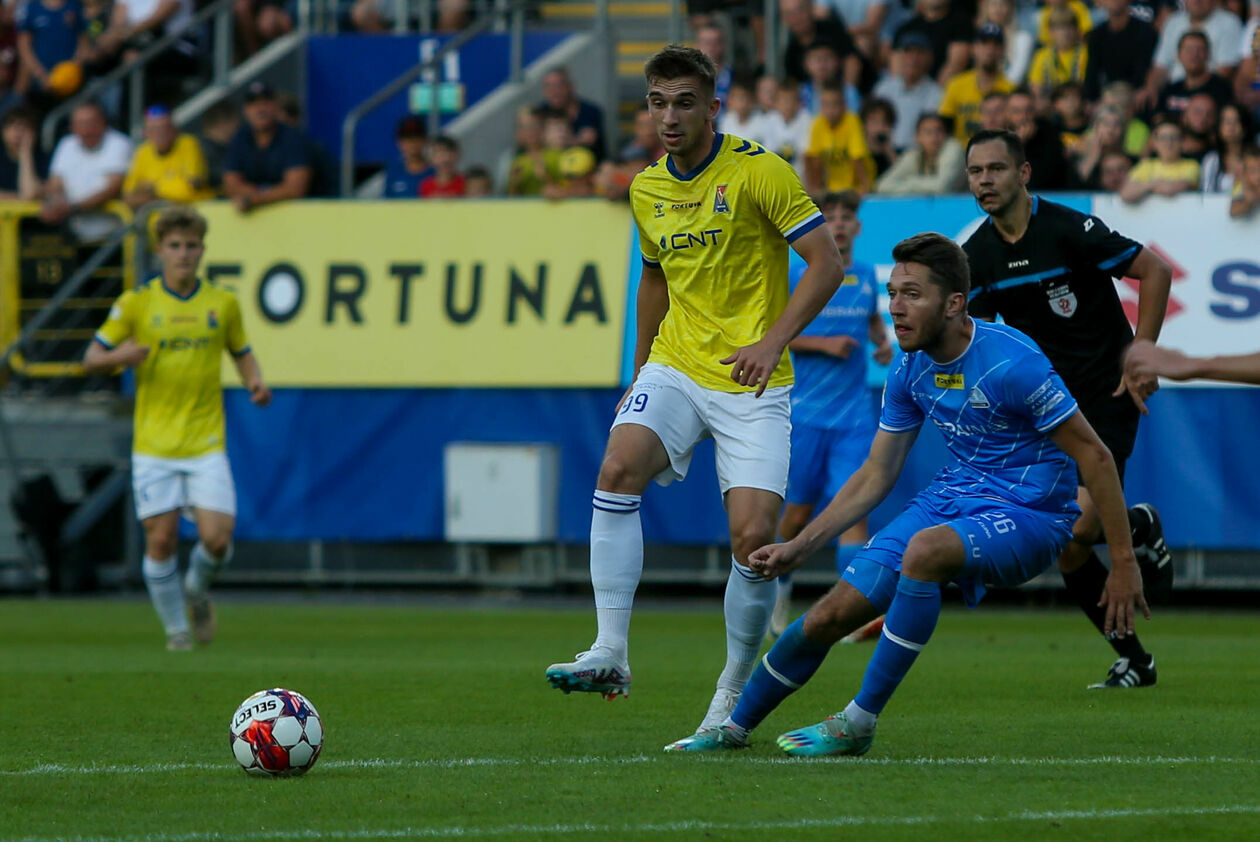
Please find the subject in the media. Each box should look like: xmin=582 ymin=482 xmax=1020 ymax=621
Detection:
xmin=1050 ymin=412 xmax=1150 ymax=637
xmin=1126 ymin=339 xmax=1260 ymax=385
xmin=233 ymin=352 xmax=272 ymax=407
xmin=748 ymin=429 xmax=916 ymax=579
xmin=82 ymin=337 xmax=149 ymax=374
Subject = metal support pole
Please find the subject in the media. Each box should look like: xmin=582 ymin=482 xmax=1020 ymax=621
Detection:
xmin=394 ymin=0 xmax=408 ymax=32
xmin=764 ymin=0 xmax=779 ymax=79
xmin=668 ymin=0 xmax=683 ymax=44
xmin=213 ymin=7 xmax=233 ymax=84
xmin=128 ymin=67 xmax=144 ymax=137
xmin=509 ymin=4 xmax=524 ymax=83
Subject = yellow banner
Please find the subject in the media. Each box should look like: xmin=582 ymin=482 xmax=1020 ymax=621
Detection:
xmin=198 ymin=200 xmax=632 ymax=387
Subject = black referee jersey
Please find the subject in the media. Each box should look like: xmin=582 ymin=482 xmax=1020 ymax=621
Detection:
xmin=963 ymin=196 xmax=1143 ymax=406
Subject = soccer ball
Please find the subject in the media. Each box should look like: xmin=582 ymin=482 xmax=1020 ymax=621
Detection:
xmin=229 ymin=688 xmax=324 ymax=776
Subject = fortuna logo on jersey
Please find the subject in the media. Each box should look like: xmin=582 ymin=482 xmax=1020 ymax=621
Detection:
xmin=713 ymin=184 xmax=730 ymax=213
xmin=968 ymin=387 xmax=990 ymax=408
xmin=935 ymin=373 xmax=964 ymax=389
xmin=1047 ymin=283 xmax=1078 ymax=318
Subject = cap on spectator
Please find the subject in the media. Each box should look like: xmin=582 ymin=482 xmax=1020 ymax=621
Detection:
xmin=244 ymin=81 xmax=276 ymax=103
xmin=894 ymin=30 xmax=933 ymax=52
xmin=975 ymin=23 xmax=1005 ymax=44
xmin=396 ymin=115 xmax=427 ymax=139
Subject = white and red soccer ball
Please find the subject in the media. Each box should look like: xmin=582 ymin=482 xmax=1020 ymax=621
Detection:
xmin=229 ymin=688 xmax=323 ymax=776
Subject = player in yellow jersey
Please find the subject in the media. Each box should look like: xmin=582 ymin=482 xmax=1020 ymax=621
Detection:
xmin=83 ymin=206 xmax=271 ymax=651
xmin=545 ymin=45 xmax=847 ymax=744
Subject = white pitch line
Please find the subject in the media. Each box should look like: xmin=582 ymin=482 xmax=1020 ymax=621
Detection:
xmin=9 ymin=804 xmax=1260 ymax=842
xmin=2 ymin=753 xmax=1257 ymax=778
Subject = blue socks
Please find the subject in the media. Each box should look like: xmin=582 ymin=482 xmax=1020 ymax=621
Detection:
xmin=854 ymin=575 xmax=941 ymax=715
xmin=729 ymin=616 xmax=832 ymax=732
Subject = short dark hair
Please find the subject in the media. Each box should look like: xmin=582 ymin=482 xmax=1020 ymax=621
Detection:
xmin=892 ymin=232 xmax=970 ymax=299
xmin=1 ymin=105 xmax=39 ymax=130
xmin=1178 ymin=30 xmax=1210 ymax=52
xmin=202 ymin=99 xmax=239 ymax=130
xmin=820 ymin=190 xmax=861 ymax=214
xmin=432 ymin=135 xmax=459 ymax=153
xmin=916 ymin=112 xmax=946 ymax=132
xmin=966 ymin=128 xmax=1027 ymax=167
xmin=154 ymin=206 xmax=208 ymax=243
xmin=644 ymin=44 xmax=717 ymax=101
xmin=819 ymin=78 xmax=846 ymax=96
xmin=860 ymin=97 xmax=896 ymax=125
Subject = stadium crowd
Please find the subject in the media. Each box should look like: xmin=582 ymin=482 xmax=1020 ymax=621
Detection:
xmin=1 ymin=0 xmax=1259 ymax=216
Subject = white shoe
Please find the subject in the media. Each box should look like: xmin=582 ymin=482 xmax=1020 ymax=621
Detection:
xmin=768 ymin=590 xmax=792 ymax=641
xmin=545 ymin=650 xmax=632 ymax=699
xmin=697 ymin=687 xmax=740 ymax=732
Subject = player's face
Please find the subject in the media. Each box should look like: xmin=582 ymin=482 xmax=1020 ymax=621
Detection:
xmin=888 ymin=262 xmax=957 ymax=353
xmin=646 ymin=77 xmax=718 ymax=158
xmin=967 ymin=139 xmax=1030 ymax=216
xmin=825 ymin=205 xmax=860 ymax=252
xmin=157 ymin=229 xmax=205 ymax=285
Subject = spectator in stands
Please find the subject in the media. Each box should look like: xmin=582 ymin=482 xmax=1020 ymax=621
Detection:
xmin=198 ymin=98 xmax=239 ymax=192
xmin=1098 ymin=151 xmax=1134 ymax=192
xmin=232 ymin=0 xmax=292 ymax=59
xmin=816 ymin=0 xmax=888 ymax=60
xmin=0 ymin=5 xmax=18 ymax=117
xmin=875 ymin=111 xmax=963 ymax=193
xmin=1007 ymin=88 xmax=1074 ymax=189
xmin=805 ymin=79 xmax=871 ymax=193
xmin=1084 ymin=0 xmax=1159 ymax=103
xmin=539 ymin=67 xmax=605 ymax=161
xmin=979 ymin=0 xmax=1031 ymax=85
xmin=619 ymin=107 xmax=663 ymax=162
xmin=122 ymin=104 xmax=211 ymax=209
xmin=761 ymin=78 xmax=814 ymax=176
xmin=418 ymin=135 xmax=465 ymax=198
xmin=463 ymin=165 xmax=491 ymax=197
xmin=872 ymin=29 xmax=942 ymax=150
xmin=1229 ymin=143 xmax=1260 ymax=216
xmin=782 ymin=0 xmax=862 ymax=88
xmin=507 ymin=107 xmax=551 ymax=197
xmin=801 ymin=42 xmax=853 ymax=115
xmin=1035 ymin=0 xmax=1092 ymax=48
xmin=1143 ymin=0 xmax=1243 ymax=110
xmin=383 ymin=115 xmax=431 ymax=198
xmin=0 ymin=105 xmax=46 ymax=199
xmin=756 ymin=74 xmax=779 ymax=113
xmin=276 ymin=90 xmax=336 ymax=197
xmin=1158 ymin=32 xmax=1236 ymax=119
xmin=1052 ymin=82 xmax=1089 ymax=154
xmin=432 ymin=0 xmax=470 ymax=32
xmin=547 ymin=144 xmax=595 ymax=199
xmin=348 ymin=0 xmax=392 ymax=33
xmin=1202 ymin=101 xmax=1253 ymax=191
xmin=15 ymin=0 xmax=88 ymax=107
xmin=222 ymin=81 xmax=311 ymax=214
xmin=1027 ymin=9 xmax=1088 ymax=98
xmin=940 ymin=24 xmax=1013 ymax=145
xmin=1236 ymin=13 xmax=1259 ymax=119
xmin=42 ymin=99 xmax=130 ymax=240
xmin=99 ymin=0 xmax=198 ymax=104
xmin=80 ymin=0 xmax=121 ymax=114
xmin=860 ymin=97 xmax=896 ymax=176
xmin=1074 ymin=104 xmax=1131 ymax=188
xmin=891 ymin=0 xmax=972 ymax=86
xmin=718 ymin=77 xmax=769 ymax=142
xmin=1101 ymin=81 xmax=1151 ymax=157
xmin=695 ymin=24 xmax=732 ymax=109
xmin=978 ymin=90 xmax=1009 ymax=131
xmin=594 ymin=110 xmax=658 ymax=202
xmin=1121 ymin=118 xmax=1201 ymax=202
xmin=1180 ymin=92 xmax=1220 ymax=160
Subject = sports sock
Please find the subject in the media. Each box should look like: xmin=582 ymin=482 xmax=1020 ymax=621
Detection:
xmin=1128 ymin=506 xmax=1152 ymax=547
xmin=842 ymin=700 xmax=877 ymax=736
xmin=1062 ymin=552 xmax=1151 ymax=664
xmin=853 ymin=575 xmax=941 ymax=715
xmin=728 ymin=616 xmax=832 ymax=732
xmin=716 ymin=557 xmax=777 ymax=693
xmin=589 ymin=491 xmax=643 ymax=662
xmin=143 ymin=555 xmax=189 ymax=636
xmin=776 ymin=573 xmax=794 ymax=603
xmin=185 ymin=541 xmax=233 ymax=596
xmin=835 ymin=543 xmax=861 ymax=577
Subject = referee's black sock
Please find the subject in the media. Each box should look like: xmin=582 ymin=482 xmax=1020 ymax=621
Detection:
xmin=1062 ymin=552 xmax=1152 ymax=666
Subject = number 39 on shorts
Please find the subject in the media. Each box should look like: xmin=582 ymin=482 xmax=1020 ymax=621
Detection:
xmin=619 ymin=392 xmax=649 ymax=414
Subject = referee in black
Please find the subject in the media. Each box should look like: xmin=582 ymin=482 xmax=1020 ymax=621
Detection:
xmin=962 ymin=129 xmax=1174 ymax=690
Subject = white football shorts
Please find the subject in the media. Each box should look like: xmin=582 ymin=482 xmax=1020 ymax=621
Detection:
xmin=132 ymin=450 xmax=237 ymax=521
xmin=611 ymin=362 xmax=792 ymax=496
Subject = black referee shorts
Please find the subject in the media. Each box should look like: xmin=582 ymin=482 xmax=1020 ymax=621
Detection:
xmin=1075 ymin=393 xmax=1141 ymax=487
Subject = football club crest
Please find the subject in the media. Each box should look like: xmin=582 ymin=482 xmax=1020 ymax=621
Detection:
xmin=653 ymin=201 xmax=665 ymax=218
xmin=208 ymin=309 xmax=218 ymax=328
xmin=1047 ymin=284 xmax=1077 ymax=318
xmin=713 ymin=184 xmax=729 ymax=213
xmin=968 ymin=386 xmax=990 ymax=409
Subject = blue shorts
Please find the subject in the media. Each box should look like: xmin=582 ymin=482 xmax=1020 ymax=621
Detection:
xmin=840 ymin=491 xmax=1076 ymax=610
xmin=785 ymin=422 xmax=875 ymax=508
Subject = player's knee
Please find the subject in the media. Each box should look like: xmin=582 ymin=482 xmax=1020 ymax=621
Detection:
xmin=1070 ymin=517 xmax=1101 ymax=547
xmin=201 ymin=531 xmax=232 ymax=558
xmin=901 ymin=531 xmax=955 ymax=581
xmin=145 ymin=530 xmax=177 ymax=560
xmin=731 ymin=523 xmax=774 ymax=566
xmin=596 ymin=453 xmax=647 ymax=494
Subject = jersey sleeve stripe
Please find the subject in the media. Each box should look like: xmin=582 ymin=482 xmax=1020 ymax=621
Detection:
xmin=784 ymin=213 xmax=825 ymax=243
xmin=230 ymin=345 xmax=252 ymax=358
xmin=879 ymin=421 xmax=922 ymax=433
xmin=990 ymin=265 xmax=1068 ymax=292
xmin=1035 ymin=402 xmax=1079 ymax=433
xmin=641 ymin=255 xmax=661 ymax=268
xmin=93 ymin=334 xmax=115 ymax=349
xmin=1098 ymin=244 xmax=1139 ymax=271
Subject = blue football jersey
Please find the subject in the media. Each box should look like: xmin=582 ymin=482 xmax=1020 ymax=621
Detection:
xmin=880 ymin=320 xmax=1079 ymax=513
xmin=788 ymin=253 xmax=878 ymax=432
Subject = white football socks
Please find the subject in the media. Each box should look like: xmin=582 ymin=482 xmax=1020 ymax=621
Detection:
xmin=185 ymin=541 xmax=233 ymax=596
xmin=143 ymin=555 xmax=189 ymax=636
xmin=589 ymin=492 xmax=643 ymax=663
xmin=843 ymin=700 xmax=878 ymax=736
xmin=717 ymin=557 xmax=777 ymax=694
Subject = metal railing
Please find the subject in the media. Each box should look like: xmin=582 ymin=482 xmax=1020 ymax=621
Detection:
xmin=339 ymin=0 xmax=535 ymax=197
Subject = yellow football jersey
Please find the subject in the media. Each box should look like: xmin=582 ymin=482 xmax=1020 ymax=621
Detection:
xmin=630 ymin=132 xmax=823 ymax=392
xmin=95 ymin=278 xmax=249 ymax=459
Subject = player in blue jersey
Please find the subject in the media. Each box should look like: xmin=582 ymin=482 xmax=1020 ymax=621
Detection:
xmin=664 ymin=232 xmax=1148 ymax=755
xmin=770 ymin=189 xmax=892 ymax=640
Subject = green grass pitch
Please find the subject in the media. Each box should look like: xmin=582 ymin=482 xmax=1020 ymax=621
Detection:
xmin=1 ymin=596 xmax=1257 ymax=841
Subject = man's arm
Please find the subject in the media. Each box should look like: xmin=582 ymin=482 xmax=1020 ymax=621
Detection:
xmin=1230 ymin=186 xmax=1260 ymax=219
xmin=232 ymin=351 xmax=272 ymax=406
xmin=938 ymin=41 xmax=971 ymax=86
xmin=748 ymin=428 xmax=917 ymax=578
xmin=631 ymin=261 xmax=669 ymax=376
xmin=236 ymin=166 xmax=312 ymax=211
xmin=720 ymin=224 xmax=844 ymax=395
xmin=1115 ymin=245 xmax=1172 ymax=412
xmin=1126 ymin=339 xmax=1260 ymax=385
xmin=82 ymin=337 xmax=148 ymax=374
xmin=868 ymin=310 xmax=892 ymax=364
xmin=1049 ymin=411 xmax=1150 ymax=636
